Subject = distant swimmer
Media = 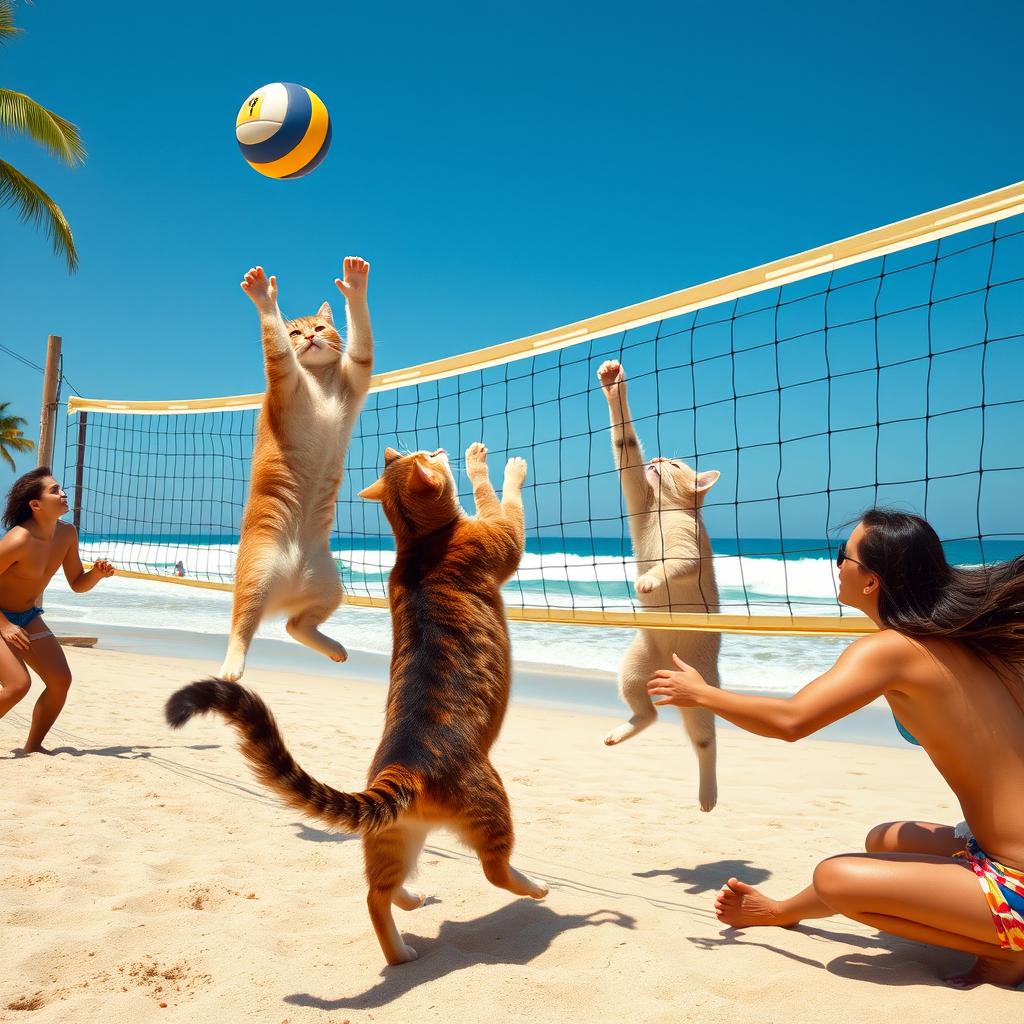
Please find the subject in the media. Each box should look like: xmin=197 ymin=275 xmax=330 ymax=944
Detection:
xmin=0 ymin=467 xmax=116 ymax=753
xmin=174 ymin=560 xmax=186 ymax=578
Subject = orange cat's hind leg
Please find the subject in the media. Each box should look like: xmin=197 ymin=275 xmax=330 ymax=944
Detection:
xmin=363 ymin=822 xmax=427 ymax=966
xmin=219 ymin=576 xmax=269 ymax=682
xmin=285 ymin=602 xmax=347 ymax=664
xmin=286 ymin=556 xmax=347 ymax=663
xmin=457 ymin=769 xmax=549 ymax=901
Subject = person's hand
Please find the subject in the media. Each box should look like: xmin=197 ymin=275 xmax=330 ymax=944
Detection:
xmin=93 ymin=559 xmax=116 ymax=579
xmin=646 ymin=654 xmax=713 ymax=708
xmin=0 ymin=619 xmax=30 ymax=652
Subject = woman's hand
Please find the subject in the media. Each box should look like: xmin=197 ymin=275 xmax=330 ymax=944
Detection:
xmin=646 ymin=654 xmax=714 ymax=708
xmin=92 ymin=559 xmax=116 ymax=579
xmin=0 ymin=619 xmax=30 ymax=652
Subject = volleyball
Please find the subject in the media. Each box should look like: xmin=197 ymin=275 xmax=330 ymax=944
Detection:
xmin=235 ymin=82 xmax=332 ymax=180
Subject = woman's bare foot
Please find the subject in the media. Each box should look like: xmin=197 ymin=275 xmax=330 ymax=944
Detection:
xmin=946 ymin=954 xmax=1024 ymax=990
xmin=715 ymin=878 xmax=799 ymax=928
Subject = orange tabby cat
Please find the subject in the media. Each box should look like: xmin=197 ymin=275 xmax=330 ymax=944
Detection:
xmin=219 ymin=259 xmax=373 ymax=682
xmin=166 ymin=442 xmax=548 ymax=966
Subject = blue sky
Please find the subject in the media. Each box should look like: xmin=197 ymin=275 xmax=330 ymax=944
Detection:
xmin=2 ymin=0 xmax=1023 ymax=544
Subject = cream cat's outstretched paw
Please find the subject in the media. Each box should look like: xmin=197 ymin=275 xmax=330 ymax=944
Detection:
xmin=597 ymin=358 xmax=626 ymax=400
xmin=240 ymin=266 xmax=278 ymax=315
xmin=334 ymin=256 xmax=370 ymax=303
xmin=635 ymin=573 xmax=662 ymax=595
xmin=466 ymin=441 xmax=489 ymax=484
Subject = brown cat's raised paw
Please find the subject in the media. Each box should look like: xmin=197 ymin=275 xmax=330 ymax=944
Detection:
xmin=466 ymin=441 xmax=489 ymax=482
xmin=503 ymin=456 xmax=528 ymax=489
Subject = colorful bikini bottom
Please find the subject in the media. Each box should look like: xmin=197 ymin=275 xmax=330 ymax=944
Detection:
xmin=957 ymin=836 xmax=1024 ymax=952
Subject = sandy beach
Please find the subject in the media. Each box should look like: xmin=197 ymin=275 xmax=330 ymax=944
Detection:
xmin=3 ymin=642 xmax=1020 ymax=1023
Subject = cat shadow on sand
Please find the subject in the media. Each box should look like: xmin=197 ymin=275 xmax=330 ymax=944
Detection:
xmin=690 ymin=924 xmax=964 ymax=988
xmin=6 ymin=743 xmax=219 ymax=759
xmin=633 ymin=859 xmax=772 ymax=894
xmin=284 ymin=902 xmax=636 ymax=1011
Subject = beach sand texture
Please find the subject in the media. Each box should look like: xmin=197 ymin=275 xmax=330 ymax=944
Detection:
xmin=3 ymin=646 xmax=1020 ymax=1023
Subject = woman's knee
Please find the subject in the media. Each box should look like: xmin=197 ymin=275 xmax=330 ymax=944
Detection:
xmin=812 ymin=855 xmax=861 ymax=908
xmin=42 ymin=669 xmax=72 ymax=694
xmin=865 ymin=821 xmax=900 ymax=852
xmin=3 ymin=673 xmax=31 ymax=702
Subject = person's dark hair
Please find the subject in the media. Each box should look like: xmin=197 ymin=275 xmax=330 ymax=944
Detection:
xmin=855 ymin=508 xmax=1024 ymax=667
xmin=2 ymin=466 xmax=53 ymax=530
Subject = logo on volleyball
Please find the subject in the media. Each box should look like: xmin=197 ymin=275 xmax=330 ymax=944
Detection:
xmin=234 ymin=82 xmax=332 ymax=180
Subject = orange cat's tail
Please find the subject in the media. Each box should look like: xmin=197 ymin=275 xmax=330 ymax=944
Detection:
xmin=165 ymin=679 xmax=420 ymax=833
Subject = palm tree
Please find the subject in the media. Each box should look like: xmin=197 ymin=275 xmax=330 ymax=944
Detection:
xmin=1 ymin=1 xmax=85 ymax=271
xmin=0 ymin=401 xmax=35 ymax=470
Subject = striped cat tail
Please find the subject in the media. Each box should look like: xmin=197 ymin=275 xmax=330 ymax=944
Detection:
xmin=165 ymin=679 xmax=420 ymax=832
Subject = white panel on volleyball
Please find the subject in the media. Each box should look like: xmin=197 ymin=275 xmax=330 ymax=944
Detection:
xmin=236 ymin=82 xmax=289 ymax=144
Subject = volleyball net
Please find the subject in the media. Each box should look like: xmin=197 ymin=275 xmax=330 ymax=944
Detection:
xmin=63 ymin=182 xmax=1024 ymax=636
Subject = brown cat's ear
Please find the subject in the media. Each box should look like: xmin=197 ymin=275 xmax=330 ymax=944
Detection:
xmin=358 ymin=477 xmax=386 ymax=502
xmin=383 ymin=447 xmax=402 ymax=465
xmin=410 ymin=460 xmax=442 ymax=494
xmin=695 ymin=470 xmax=720 ymax=494
xmin=316 ymin=301 xmax=334 ymax=323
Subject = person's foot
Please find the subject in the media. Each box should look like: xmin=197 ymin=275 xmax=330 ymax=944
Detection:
xmin=21 ymin=744 xmax=54 ymax=755
xmin=946 ymin=954 xmax=1024 ymax=990
xmin=714 ymin=878 xmax=797 ymax=928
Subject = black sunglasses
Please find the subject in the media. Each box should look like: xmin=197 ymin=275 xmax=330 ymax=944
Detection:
xmin=836 ymin=540 xmax=866 ymax=570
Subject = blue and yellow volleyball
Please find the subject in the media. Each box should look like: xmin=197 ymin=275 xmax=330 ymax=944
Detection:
xmin=235 ymin=82 xmax=332 ymax=180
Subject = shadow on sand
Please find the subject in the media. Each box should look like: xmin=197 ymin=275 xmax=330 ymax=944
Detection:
xmin=633 ymin=859 xmax=772 ymax=894
xmin=689 ymin=923 xmax=967 ymax=987
xmin=285 ymin=902 xmax=636 ymax=1011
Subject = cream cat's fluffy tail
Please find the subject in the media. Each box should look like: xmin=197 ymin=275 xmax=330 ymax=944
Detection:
xmin=165 ymin=680 xmax=420 ymax=832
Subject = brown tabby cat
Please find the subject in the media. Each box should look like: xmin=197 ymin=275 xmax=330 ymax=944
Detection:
xmin=166 ymin=442 xmax=548 ymax=966
xmin=219 ymin=259 xmax=373 ymax=682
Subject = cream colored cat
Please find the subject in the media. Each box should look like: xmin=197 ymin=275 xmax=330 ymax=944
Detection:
xmin=218 ymin=259 xmax=374 ymax=682
xmin=597 ymin=358 xmax=722 ymax=811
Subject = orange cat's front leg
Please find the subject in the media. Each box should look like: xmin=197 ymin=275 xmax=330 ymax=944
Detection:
xmin=240 ymin=266 xmax=298 ymax=390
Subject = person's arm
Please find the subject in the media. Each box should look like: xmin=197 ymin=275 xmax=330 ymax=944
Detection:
xmin=0 ymin=531 xmax=31 ymax=650
xmin=646 ymin=632 xmax=906 ymax=741
xmin=61 ymin=526 xmax=115 ymax=593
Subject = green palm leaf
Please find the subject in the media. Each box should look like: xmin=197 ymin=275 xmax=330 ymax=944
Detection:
xmin=0 ymin=401 xmax=35 ymax=471
xmin=0 ymin=158 xmax=78 ymax=271
xmin=0 ymin=90 xmax=86 ymax=165
xmin=0 ymin=2 xmax=21 ymax=45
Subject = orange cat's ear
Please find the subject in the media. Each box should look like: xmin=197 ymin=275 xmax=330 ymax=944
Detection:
xmin=316 ymin=301 xmax=334 ymax=323
xmin=410 ymin=460 xmax=441 ymax=494
xmin=383 ymin=447 xmax=402 ymax=465
xmin=695 ymin=470 xmax=720 ymax=494
xmin=358 ymin=477 xmax=386 ymax=502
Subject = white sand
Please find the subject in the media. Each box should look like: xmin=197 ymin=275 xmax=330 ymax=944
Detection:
xmin=3 ymin=646 xmax=1020 ymax=1022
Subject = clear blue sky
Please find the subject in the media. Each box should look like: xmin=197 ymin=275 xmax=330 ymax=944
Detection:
xmin=2 ymin=0 xmax=1023 ymax=542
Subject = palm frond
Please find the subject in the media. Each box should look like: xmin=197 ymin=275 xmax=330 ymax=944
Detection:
xmin=0 ymin=2 xmax=21 ymax=45
xmin=0 ymin=158 xmax=78 ymax=271
xmin=0 ymin=89 xmax=86 ymax=165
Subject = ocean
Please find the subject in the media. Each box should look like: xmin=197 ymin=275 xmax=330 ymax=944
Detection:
xmin=53 ymin=534 xmax=1023 ymax=699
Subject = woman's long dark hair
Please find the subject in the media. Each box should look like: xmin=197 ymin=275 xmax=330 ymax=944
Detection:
xmin=856 ymin=508 xmax=1024 ymax=667
xmin=2 ymin=466 xmax=52 ymax=530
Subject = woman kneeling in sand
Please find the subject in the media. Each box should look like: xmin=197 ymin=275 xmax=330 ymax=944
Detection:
xmin=0 ymin=467 xmax=115 ymax=753
xmin=646 ymin=509 xmax=1024 ymax=990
